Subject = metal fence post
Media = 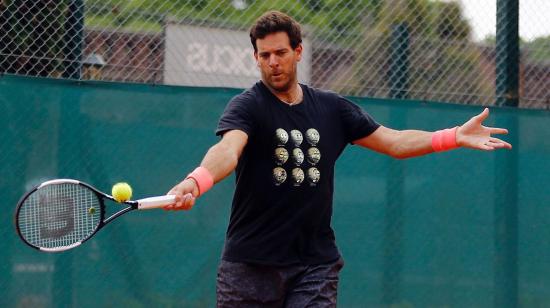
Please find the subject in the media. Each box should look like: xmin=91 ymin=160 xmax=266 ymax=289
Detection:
xmin=495 ymin=0 xmax=519 ymax=307
xmin=62 ymin=0 xmax=84 ymax=79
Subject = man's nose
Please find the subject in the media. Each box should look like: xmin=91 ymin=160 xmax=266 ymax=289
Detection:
xmin=268 ymin=54 xmax=279 ymax=67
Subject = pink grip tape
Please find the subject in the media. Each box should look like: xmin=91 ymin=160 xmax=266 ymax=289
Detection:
xmin=431 ymin=127 xmax=458 ymax=152
xmin=186 ymin=167 xmax=214 ymax=196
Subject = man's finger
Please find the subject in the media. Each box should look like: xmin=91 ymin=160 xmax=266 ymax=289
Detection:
xmin=163 ymin=203 xmax=174 ymax=210
xmin=487 ymin=127 xmax=508 ymax=135
xmin=489 ymin=138 xmax=512 ymax=149
xmin=475 ymin=107 xmax=490 ymax=122
xmin=164 ymin=193 xmax=180 ymax=210
xmin=182 ymin=193 xmax=196 ymax=210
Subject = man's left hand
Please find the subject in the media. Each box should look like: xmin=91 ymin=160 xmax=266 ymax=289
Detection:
xmin=456 ymin=108 xmax=512 ymax=150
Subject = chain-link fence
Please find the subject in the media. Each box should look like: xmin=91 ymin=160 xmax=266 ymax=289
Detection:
xmin=0 ymin=0 xmax=548 ymax=109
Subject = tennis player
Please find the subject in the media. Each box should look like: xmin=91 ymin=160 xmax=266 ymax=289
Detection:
xmin=166 ymin=11 xmax=511 ymax=307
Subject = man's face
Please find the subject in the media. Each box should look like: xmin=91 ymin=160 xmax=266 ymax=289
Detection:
xmin=255 ymin=31 xmax=302 ymax=92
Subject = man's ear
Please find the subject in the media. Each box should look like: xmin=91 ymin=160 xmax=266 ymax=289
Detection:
xmin=295 ymin=44 xmax=303 ymax=62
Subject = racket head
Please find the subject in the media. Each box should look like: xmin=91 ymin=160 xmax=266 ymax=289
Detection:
xmin=15 ymin=179 xmax=105 ymax=252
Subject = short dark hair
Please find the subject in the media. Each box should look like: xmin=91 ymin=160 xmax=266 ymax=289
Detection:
xmin=249 ymin=11 xmax=302 ymax=52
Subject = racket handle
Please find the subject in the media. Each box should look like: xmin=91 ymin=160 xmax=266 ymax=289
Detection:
xmin=136 ymin=195 xmax=176 ymax=209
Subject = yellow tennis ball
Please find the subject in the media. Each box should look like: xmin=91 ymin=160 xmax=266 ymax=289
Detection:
xmin=112 ymin=182 xmax=132 ymax=202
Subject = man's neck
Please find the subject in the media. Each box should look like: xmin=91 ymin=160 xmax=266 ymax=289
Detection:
xmin=263 ymin=81 xmax=303 ymax=106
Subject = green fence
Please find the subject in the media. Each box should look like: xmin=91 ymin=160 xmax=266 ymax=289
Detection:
xmin=1 ymin=74 xmax=549 ymax=307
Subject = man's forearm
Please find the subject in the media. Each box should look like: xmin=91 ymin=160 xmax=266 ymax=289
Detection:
xmin=200 ymin=141 xmax=241 ymax=184
xmin=179 ymin=130 xmax=247 ymax=199
xmin=391 ymin=129 xmax=435 ymax=159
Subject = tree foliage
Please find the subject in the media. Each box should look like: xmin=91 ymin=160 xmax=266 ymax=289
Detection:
xmin=336 ymin=0 xmax=492 ymax=101
xmin=84 ymin=0 xmax=381 ymax=38
xmin=521 ymin=36 xmax=550 ymax=63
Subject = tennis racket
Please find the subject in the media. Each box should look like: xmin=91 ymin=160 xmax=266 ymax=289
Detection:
xmin=15 ymin=178 xmax=176 ymax=252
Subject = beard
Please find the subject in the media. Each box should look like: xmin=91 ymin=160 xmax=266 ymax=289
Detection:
xmin=261 ymin=64 xmax=298 ymax=93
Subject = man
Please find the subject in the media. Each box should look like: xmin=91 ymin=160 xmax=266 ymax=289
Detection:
xmin=165 ymin=11 xmax=511 ymax=307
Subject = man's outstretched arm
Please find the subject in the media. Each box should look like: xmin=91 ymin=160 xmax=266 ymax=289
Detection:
xmin=354 ymin=108 xmax=512 ymax=159
xmin=165 ymin=129 xmax=248 ymax=210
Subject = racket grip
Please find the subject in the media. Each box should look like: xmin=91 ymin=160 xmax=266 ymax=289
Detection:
xmin=137 ymin=195 xmax=176 ymax=209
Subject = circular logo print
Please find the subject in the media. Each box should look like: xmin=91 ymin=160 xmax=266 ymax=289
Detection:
xmin=291 ymin=168 xmax=305 ymax=186
xmin=274 ymin=147 xmax=289 ymax=165
xmin=307 ymin=147 xmax=321 ymax=165
xmin=292 ymin=148 xmax=304 ymax=166
xmin=290 ymin=130 xmax=303 ymax=146
xmin=273 ymin=167 xmax=287 ymax=185
xmin=275 ymin=128 xmax=289 ymax=146
xmin=307 ymin=167 xmax=321 ymax=185
xmin=305 ymin=128 xmax=320 ymax=146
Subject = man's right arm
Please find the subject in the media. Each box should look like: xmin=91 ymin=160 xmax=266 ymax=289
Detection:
xmin=165 ymin=129 xmax=248 ymax=210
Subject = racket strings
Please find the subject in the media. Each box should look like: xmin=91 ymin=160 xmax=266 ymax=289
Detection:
xmin=18 ymin=183 xmax=101 ymax=249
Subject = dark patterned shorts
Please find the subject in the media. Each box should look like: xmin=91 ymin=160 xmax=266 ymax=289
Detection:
xmin=216 ymin=257 xmax=344 ymax=307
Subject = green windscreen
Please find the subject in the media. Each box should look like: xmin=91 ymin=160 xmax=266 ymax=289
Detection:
xmin=0 ymin=75 xmax=548 ymax=307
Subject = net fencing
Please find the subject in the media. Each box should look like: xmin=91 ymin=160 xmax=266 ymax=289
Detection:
xmin=1 ymin=0 xmax=549 ymax=109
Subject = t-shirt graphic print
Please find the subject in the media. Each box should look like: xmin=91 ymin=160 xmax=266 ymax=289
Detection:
xmin=272 ymin=128 xmax=321 ymax=187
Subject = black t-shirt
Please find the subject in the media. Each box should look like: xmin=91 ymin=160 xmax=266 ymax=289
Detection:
xmin=216 ymin=81 xmax=380 ymax=266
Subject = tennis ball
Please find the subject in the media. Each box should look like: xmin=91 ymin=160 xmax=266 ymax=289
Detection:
xmin=88 ymin=207 xmax=96 ymax=214
xmin=112 ymin=182 xmax=132 ymax=202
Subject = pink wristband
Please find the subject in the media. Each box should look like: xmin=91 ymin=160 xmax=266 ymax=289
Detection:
xmin=186 ymin=167 xmax=214 ymax=196
xmin=431 ymin=127 xmax=459 ymax=152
